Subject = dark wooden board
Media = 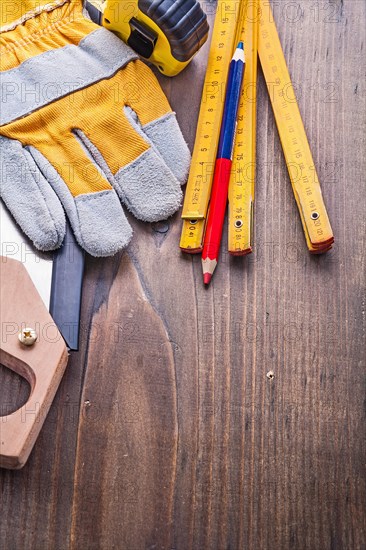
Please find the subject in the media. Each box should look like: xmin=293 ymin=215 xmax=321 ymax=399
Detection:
xmin=1 ymin=1 xmax=365 ymax=548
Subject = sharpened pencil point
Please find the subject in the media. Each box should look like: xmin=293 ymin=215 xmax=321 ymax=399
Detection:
xmin=203 ymin=272 xmax=212 ymax=285
xmin=233 ymin=41 xmax=245 ymax=63
xmin=202 ymin=257 xmax=217 ymax=284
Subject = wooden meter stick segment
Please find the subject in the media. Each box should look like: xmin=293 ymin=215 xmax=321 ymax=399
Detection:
xmin=228 ymin=0 xmax=258 ymax=255
xmin=258 ymin=0 xmax=334 ymax=252
xmin=180 ymin=0 xmax=241 ymax=252
xmin=180 ymin=0 xmax=334 ymax=254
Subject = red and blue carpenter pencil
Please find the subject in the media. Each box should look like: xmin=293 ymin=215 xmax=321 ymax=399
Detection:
xmin=202 ymin=41 xmax=246 ymax=285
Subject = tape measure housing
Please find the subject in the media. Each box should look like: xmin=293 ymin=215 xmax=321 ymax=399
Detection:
xmin=86 ymin=0 xmax=209 ymax=76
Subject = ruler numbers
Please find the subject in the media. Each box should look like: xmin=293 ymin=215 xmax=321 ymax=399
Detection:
xmin=180 ymin=0 xmax=240 ymax=250
xmin=181 ymin=0 xmax=333 ymax=253
xmin=227 ymin=0 xmax=258 ymax=254
xmin=258 ymin=3 xmax=333 ymax=250
xmin=182 ymin=0 xmax=240 ymax=217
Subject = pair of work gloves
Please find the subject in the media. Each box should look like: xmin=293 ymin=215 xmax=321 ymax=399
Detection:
xmin=0 ymin=0 xmax=191 ymax=256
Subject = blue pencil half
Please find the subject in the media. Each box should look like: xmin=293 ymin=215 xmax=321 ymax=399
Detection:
xmin=217 ymin=41 xmax=246 ymax=160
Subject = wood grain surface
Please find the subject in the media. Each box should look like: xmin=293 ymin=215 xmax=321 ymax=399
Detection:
xmin=0 ymin=0 xmax=365 ymax=548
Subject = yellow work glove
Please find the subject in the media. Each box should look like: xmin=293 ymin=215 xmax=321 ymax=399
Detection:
xmin=0 ymin=0 xmax=191 ymax=255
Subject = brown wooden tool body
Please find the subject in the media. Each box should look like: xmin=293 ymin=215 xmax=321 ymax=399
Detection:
xmin=0 ymin=256 xmax=68 ymax=469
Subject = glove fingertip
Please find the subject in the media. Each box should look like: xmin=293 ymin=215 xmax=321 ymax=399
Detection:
xmin=74 ymin=190 xmax=133 ymax=257
xmin=114 ymin=148 xmax=183 ymax=223
xmin=1 ymin=196 xmax=66 ymax=252
xmin=143 ymin=113 xmax=191 ymax=185
xmin=0 ymin=138 xmax=67 ymax=252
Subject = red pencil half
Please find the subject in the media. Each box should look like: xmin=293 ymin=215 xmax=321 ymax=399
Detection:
xmin=202 ymin=158 xmax=232 ymax=285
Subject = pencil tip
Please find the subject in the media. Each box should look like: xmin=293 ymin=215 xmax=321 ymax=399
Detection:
xmin=203 ymin=272 xmax=212 ymax=285
xmin=202 ymin=257 xmax=217 ymax=284
xmin=233 ymin=41 xmax=245 ymax=62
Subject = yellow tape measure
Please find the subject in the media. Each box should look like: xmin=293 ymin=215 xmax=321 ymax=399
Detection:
xmin=180 ymin=0 xmax=334 ymax=254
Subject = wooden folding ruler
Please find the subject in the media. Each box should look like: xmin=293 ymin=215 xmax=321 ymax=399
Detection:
xmin=180 ymin=0 xmax=334 ymax=254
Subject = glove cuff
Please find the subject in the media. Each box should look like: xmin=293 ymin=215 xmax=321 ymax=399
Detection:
xmin=0 ymin=0 xmax=91 ymax=68
xmin=0 ymin=0 xmax=80 ymax=33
